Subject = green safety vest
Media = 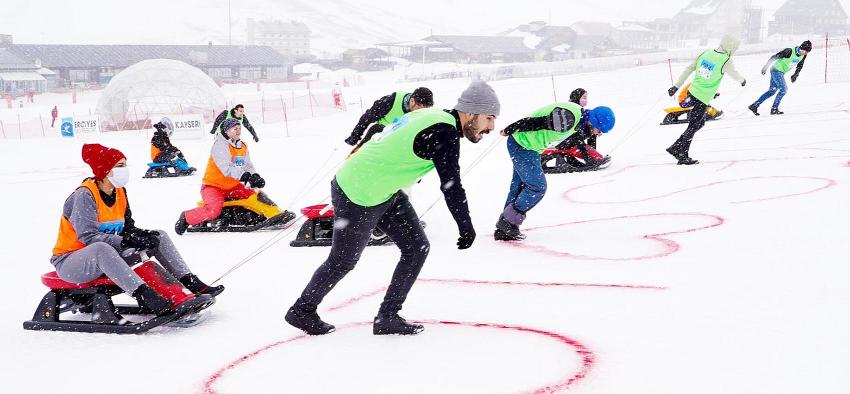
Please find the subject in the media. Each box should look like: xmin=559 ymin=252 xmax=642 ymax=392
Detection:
xmin=377 ymin=91 xmax=409 ymax=126
xmin=216 ymin=111 xmax=244 ymax=132
xmin=336 ymin=108 xmax=455 ymax=206
xmin=689 ymin=49 xmax=730 ymax=105
xmin=773 ymin=47 xmax=804 ymax=74
xmin=510 ymin=102 xmax=584 ymax=153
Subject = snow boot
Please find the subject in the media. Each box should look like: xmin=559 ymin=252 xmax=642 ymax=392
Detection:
xmin=770 ymin=108 xmax=784 ymax=115
xmin=495 ymin=215 xmax=526 ymax=241
xmin=179 ymin=274 xmax=225 ymax=297
xmin=285 ymin=305 xmax=335 ymax=335
xmin=748 ymin=103 xmax=760 ymax=116
xmin=677 ymin=156 xmax=699 ymax=165
xmin=175 ymin=212 xmax=188 ymax=235
xmin=373 ymin=314 xmax=424 ymax=335
xmin=132 ymin=284 xmax=174 ymax=315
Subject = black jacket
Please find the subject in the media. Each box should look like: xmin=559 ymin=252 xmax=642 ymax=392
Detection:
xmin=347 ymin=92 xmax=406 ymax=142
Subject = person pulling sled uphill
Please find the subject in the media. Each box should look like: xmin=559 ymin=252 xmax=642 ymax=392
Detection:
xmin=144 ymin=117 xmax=197 ymax=178
xmin=748 ymin=40 xmax=811 ymax=116
xmin=497 ymin=103 xmax=616 ymax=241
xmin=176 ymin=118 xmax=294 ymax=234
xmin=210 ymin=104 xmax=260 ymax=143
xmin=344 ymin=87 xmax=434 ymax=151
xmin=35 ymin=144 xmax=223 ymax=332
xmin=540 ymin=88 xmax=612 ymax=173
xmin=285 ymin=81 xmax=500 ymax=336
xmin=666 ymin=35 xmax=746 ymax=165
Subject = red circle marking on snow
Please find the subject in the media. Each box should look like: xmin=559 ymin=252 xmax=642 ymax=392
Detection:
xmin=563 ymin=176 xmax=836 ymax=205
xmin=500 ymin=213 xmax=724 ymax=261
xmin=201 ymin=321 xmax=595 ymax=394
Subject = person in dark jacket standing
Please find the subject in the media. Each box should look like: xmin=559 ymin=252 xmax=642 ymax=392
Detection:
xmin=210 ymin=104 xmax=260 ymax=142
xmin=343 ymin=87 xmax=434 ymax=149
xmin=748 ymin=40 xmax=811 ymax=116
xmin=285 ymin=81 xmax=499 ymax=336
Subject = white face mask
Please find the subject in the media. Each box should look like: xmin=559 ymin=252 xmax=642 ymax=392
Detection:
xmin=108 ymin=167 xmax=130 ymax=188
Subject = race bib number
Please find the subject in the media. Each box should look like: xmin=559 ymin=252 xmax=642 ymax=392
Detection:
xmin=697 ymin=59 xmax=716 ymax=80
xmin=98 ymin=220 xmax=125 ymax=234
xmin=233 ymin=155 xmax=246 ymax=167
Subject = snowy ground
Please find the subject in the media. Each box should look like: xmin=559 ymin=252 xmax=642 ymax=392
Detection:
xmin=2 ymin=53 xmax=850 ymax=393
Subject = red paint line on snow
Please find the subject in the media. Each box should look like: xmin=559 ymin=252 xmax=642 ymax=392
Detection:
xmin=500 ymin=213 xmax=724 ymax=261
xmin=201 ymin=321 xmax=595 ymax=394
xmin=715 ymin=160 xmax=737 ymax=172
xmin=563 ymin=176 xmax=836 ymax=205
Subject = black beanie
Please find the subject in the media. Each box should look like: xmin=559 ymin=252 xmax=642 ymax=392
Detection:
xmin=800 ymin=40 xmax=812 ymax=52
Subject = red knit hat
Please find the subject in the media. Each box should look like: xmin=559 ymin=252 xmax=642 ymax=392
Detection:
xmin=81 ymin=143 xmax=126 ymax=180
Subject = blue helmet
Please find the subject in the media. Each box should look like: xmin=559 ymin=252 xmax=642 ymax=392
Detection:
xmin=587 ymin=106 xmax=615 ymax=133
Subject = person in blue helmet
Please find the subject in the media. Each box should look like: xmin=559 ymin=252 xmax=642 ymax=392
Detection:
xmin=496 ymin=103 xmax=615 ymax=241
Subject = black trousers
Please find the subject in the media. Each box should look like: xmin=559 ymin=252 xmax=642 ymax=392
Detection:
xmin=294 ymin=179 xmax=430 ymax=317
xmin=669 ymin=95 xmax=708 ymax=156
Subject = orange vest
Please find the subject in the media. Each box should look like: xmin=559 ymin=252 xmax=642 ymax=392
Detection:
xmin=202 ymin=141 xmax=248 ymax=190
xmin=151 ymin=145 xmax=161 ymax=161
xmin=53 ymin=179 xmax=127 ymax=256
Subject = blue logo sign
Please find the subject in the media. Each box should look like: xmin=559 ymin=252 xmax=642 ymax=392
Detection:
xmin=60 ymin=117 xmax=74 ymax=137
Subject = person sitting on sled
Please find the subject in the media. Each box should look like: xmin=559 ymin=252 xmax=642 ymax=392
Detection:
xmin=547 ymin=88 xmax=611 ymax=171
xmin=150 ymin=117 xmax=196 ymax=174
xmin=51 ymin=144 xmax=223 ymax=316
xmin=175 ymin=118 xmax=267 ymax=234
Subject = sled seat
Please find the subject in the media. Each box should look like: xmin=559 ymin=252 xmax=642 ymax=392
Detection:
xmin=40 ymin=272 xmax=117 ymax=290
xmin=301 ymin=204 xmax=335 ymax=220
xmin=664 ymin=107 xmax=690 ymax=113
xmin=147 ymin=162 xmax=172 ymax=168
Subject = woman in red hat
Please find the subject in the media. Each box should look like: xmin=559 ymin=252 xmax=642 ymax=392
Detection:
xmin=50 ymin=144 xmax=224 ymax=316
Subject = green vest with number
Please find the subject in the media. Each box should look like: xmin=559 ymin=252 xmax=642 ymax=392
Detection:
xmin=337 ymin=108 xmax=455 ymax=206
xmin=773 ymin=48 xmax=804 ymax=74
xmin=377 ymin=91 xmax=409 ymax=126
xmin=216 ymin=111 xmax=244 ymax=132
xmin=689 ymin=50 xmax=730 ymax=105
xmin=511 ymin=102 xmax=583 ymax=153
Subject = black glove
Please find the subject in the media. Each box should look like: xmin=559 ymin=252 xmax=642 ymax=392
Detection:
xmin=240 ymin=172 xmax=252 ymax=183
xmin=790 ymin=74 xmax=798 ymax=83
xmin=121 ymin=228 xmax=160 ymax=251
xmin=456 ymin=226 xmax=476 ymax=250
xmin=667 ymin=86 xmax=678 ymax=97
xmin=248 ymin=173 xmax=265 ymax=188
xmin=344 ymin=135 xmax=360 ymax=146
xmin=253 ymin=135 xmax=259 ymax=143
xmin=761 ymin=67 xmax=767 ymax=75
xmin=741 ymin=80 xmax=747 ymax=87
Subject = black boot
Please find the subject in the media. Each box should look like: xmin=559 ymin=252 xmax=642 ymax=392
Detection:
xmin=285 ymin=305 xmax=335 ymax=335
xmin=748 ymin=103 xmax=760 ymax=116
xmin=179 ymin=274 xmax=225 ymax=297
xmin=770 ymin=108 xmax=784 ymax=115
xmin=373 ymin=314 xmax=424 ymax=335
xmin=677 ymin=156 xmax=699 ymax=165
xmin=175 ymin=212 xmax=188 ymax=235
xmin=132 ymin=284 xmax=174 ymax=315
xmin=494 ymin=215 xmax=525 ymax=241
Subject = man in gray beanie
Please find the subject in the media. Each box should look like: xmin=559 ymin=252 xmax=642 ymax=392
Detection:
xmin=285 ymin=81 xmax=499 ymax=336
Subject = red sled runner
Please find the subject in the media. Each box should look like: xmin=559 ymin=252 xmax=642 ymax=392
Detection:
xmin=290 ymin=204 xmax=393 ymax=247
xmin=541 ymin=146 xmax=611 ymax=174
xmin=23 ymin=256 xmax=215 ymax=334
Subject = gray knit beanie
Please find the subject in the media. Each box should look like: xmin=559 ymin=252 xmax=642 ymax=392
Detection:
xmin=454 ymin=81 xmax=500 ymax=116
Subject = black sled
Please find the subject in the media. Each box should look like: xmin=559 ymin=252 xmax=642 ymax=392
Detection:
xmin=143 ymin=162 xmax=197 ymax=178
xmin=290 ymin=204 xmax=393 ymax=247
xmin=541 ymin=147 xmax=611 ymax=174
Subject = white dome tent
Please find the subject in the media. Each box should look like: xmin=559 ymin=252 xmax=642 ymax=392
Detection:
xmin=95 ymin=59 xmax=226 ymax=130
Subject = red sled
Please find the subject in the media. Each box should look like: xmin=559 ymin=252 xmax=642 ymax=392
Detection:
xmin=290 ymin=203 xmax=393 ymax=247
xmin=541 ymin=146 xmax=611 ymax=174
xmin=22 ymin=259 xmax=214 ymax=334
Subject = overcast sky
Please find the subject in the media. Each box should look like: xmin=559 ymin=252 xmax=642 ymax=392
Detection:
xmin=2 ymin=0 xmax=847 ymax=47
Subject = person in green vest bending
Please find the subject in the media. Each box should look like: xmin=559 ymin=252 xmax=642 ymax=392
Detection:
xmin=666 ymin=35 xmax=746 ymax=165
xmin=286 ymin=81 xmax=499 ymax=336
xmin=209 ymin=104 xmax=260 ymax=142
xmin=497 ymin=103 xmax=616 ymax=241
xmin=748 ymin=40 xmax=811 ymax=116
xmin=344 ymin=87 xmax=434 ymax=149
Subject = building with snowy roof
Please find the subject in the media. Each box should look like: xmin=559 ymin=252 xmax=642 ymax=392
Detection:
xmin=0 ymin=49 xmax=46 ymax=95
xmin=380 ymin=35 xmax=534 ymax=64
xmin=769 ymin=0 xmax=847 ymax=36
xmin=4 ymin=44 xmax=291 ymax=89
